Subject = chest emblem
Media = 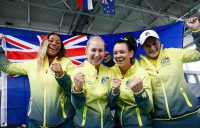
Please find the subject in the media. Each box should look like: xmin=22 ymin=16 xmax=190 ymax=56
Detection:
xmin=125 ymin=79 xmax=132 ymax=90
xmin=101 ymin=76 xmax=110 ymax=86
xmin=160 ymin=56 xmax=171 ymax=67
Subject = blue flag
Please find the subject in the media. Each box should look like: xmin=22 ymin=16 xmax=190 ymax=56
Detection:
xmin=0 ymin=21 xmax=184 ymax=126
xmin=101 ymin=0 xmax=115 ymax=15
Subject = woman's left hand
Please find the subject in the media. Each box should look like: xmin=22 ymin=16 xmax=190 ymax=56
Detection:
xmin=130 ymin=77 xmax=143 ymax=93
xmin=51 ymin=63 xmax=63 ymax=77
xmin=185 ymin=17 xmax=200 ymax=31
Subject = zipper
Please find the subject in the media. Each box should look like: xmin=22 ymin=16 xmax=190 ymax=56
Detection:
xmin=135 ymin=108 xmax=143 ymax=126
xmin=180 ymin=88 xmax=193 ymax=107
xmin=27 ymin=97 xmax=32 ymax=116
xmin=98 ymin=99 xmax=103 ymax=128
xmin=43 ymin=87 xmax=47 ymax=128
xmin=120 ymin=105 xmax=125 ymax=128
xmin=60 ymin=99 xmax=67 ymax=118
xmin=81 ymin=106 xmax=88 ymax=126
xmin=161 ymin=82 xmax=171 ymax=119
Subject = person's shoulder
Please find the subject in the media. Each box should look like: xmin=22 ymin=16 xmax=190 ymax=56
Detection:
xmin=61 ymin=57 xmax=72 ymax=62
xmin=101 ymin=64 xmax=113 ymax=72
xmin=24 ymin=58 xmax=37 ymax=64
xmin=136 ymin=64 xmax=149 ymax=76
xmin=163 ymin=47 xmax=178 ymax=52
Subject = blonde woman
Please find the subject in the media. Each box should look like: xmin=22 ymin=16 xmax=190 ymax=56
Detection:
xmin=0 ymin=32 xmax=75 ymax=128
xmin=71 ymin=36 xmax=116 ymax=128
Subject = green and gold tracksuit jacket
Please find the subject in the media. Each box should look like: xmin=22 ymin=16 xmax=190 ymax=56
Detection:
xmin=71 ymin=60 xmax=115 ymax=128
xmin=0 ymin=55 xmax=74 ymax=127
xmin=139 ymin=32 xmax=200 ymax=120
xmin=108 ymin=59 xmax=153 ymax=127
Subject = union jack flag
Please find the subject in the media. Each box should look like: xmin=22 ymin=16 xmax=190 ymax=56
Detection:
xmin=3 ymin=34 xmax=88 ymax=65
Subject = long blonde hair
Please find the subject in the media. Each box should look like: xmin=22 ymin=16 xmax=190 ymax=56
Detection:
xmin=37 ymin=32 xmax=66 ymax=70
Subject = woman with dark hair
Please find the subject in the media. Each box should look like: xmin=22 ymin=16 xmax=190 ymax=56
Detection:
xmin=108 ymin=35 xmax=153 ymax=128
xmin=0 ymin=32 xmax=75 ymax=128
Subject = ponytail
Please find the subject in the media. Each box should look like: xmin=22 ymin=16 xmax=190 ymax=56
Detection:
xmin=115 ymin=34 xmax=138 ymax=52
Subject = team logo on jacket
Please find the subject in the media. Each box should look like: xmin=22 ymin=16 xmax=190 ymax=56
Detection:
xmin=125 ymin=79 xmax=132 ymax=90
xmin=101 ymin=76 xmax=110 ymax=86
xmin=160 ymin=56 xmax=171 ymax=67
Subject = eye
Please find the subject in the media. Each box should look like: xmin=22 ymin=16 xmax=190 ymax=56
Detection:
xmin=99 ymin=49 xmax=103 ymax=53
xmin=119 ymin=50 xmax=125 ymax=54
xmin=56 ymin=41 xmax=61 ymax=45
xmin=91 ymin=49 xmax=96 ymax=52
xmin=48 ymin=39 xmax=53 ymax=42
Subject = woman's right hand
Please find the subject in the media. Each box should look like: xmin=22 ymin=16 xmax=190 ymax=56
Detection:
xmin=104 ymin=51 xmax=111 ymax=62
xmin=112 ymin=77 xmax=121 ymax=94
xmin=74 ymin=72 xmax=85 ymax=92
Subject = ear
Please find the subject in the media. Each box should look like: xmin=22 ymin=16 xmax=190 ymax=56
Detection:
xmin=130 ymin=50 xmax=134 ymax=58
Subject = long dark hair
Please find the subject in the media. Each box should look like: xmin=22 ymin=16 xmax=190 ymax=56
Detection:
xmin=115 ymin=34 xmax=138 ymax=53
xmin=37 ymin=32 xmax=66 ymax=70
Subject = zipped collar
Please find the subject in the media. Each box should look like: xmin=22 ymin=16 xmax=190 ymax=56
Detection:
xmin=140 ymin=45 xmax=164 ymax=69
xmin=84 ymin=60 xmax=104 ymax=76
xmin=115 ymin=58 xmax=139 ymax=78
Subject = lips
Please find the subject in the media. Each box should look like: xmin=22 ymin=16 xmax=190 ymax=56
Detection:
xmin=49 ymin=46 xmax=58 ymax=51
xmin=93 ymin=57 xmax=101 ymax=63
xmin=116 ymin=58 xmax=124 ymax=64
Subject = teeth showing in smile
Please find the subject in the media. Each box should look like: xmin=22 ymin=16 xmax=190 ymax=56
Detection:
xmin=117 ymin=59 xmax=123 ymax=64
xmin=49 ymin=47 xmax=56 ymax=51
xmin=93 ymin=58 xmax=100 ymax=62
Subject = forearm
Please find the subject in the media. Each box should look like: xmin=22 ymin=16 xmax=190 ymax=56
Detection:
xmin=71 ymin=89 xmax=86 ymax=109
xmin=192 ymin=31 xmax=200 ymax=52
xmin=0 ymin=47 xmax=11 ymax=72
xmin=107 ymin=89 xmax=120 ymax=107
xmin=134 ymin=89 xmax=153 ymax=113
xmin=55 ymin=72 xmax=72 ymax=95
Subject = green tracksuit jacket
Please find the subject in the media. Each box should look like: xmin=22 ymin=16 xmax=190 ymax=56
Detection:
xmin=0 ymin=56 xmax=74 ymax=127
xmin=139 ymin=39 xmax=200 ymax=120
xmin=71 ymin=60 xmax=115 ymax=128
xmin=108 ymin=59 xmax=153 ymax=127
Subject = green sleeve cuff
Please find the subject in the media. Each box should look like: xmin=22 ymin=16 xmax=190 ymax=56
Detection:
xmin=72 ymin=87 xmax=84 ymax=94
xmin=133 ymin=88 xmax=144 ymax=95
xmin=55 ymin=72 xmax=65 ymax=78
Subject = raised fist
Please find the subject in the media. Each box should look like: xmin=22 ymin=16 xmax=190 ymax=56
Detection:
xmin=50 ymin=63 xmax=63 ymax=77
xmin=112 ymin=77 xmax=121 ymax=94
xmin=185 ymin=17 xmax=200 ymax=31
xmin=130 ymin=77 xmax=143 ymax=93
xmin=74 ymin=72 xmax=85 ymax=92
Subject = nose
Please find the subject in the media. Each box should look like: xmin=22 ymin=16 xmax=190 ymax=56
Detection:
xmin=149 ymin=44 xmax=156 ymax=50
xmin=94 ymin=51 xmax=100 ymax=57
xmin=52 ymin=41 xmax=57 ymax=45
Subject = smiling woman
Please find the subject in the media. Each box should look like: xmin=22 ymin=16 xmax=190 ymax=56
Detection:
xmin=138 ymin=17 xmax=200 ymax=128
xmin=107 ymin=35 xmax=153 ymax=128
xmin=71 ymin=36 xmax=116 ymax=128
xmin=0 ymin=32 xmax=75 ymax=128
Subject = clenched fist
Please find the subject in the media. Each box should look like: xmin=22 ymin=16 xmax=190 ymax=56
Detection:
xmin=185 ymin=17 xmax=200 ymax=31
xmin=74 ymin=72 xmax=85 ymax=92
xmin=130 ymin=77 xmax=143 ymax=93
xmin=112 ymin=77 xmax=121 ymax=94
xmin=51 ymin=63 xmax=63 ymax=77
